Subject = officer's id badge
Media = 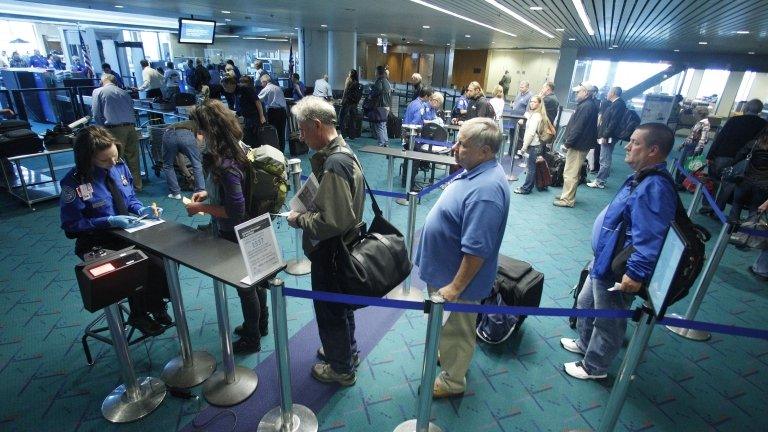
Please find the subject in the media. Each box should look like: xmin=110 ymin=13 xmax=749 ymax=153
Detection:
xmin=62 ymin=186 xmax=77 ymax=203
xmin=121 ymin=174 xmax=128 ymax=186
xmin=76 ymin=183 xmax=94 ymax=201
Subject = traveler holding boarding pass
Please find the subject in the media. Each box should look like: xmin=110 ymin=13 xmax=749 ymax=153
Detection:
xmin=59 ymin=126 xmax=169 ymax=337
xmin=561 ymin=123 xmax=676 ymax=380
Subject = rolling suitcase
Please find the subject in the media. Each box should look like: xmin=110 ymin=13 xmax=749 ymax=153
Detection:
xmin=547 ymin=152 xmax=566 ymax=187
xmin=535 ymin=156 xmax=552 ymax=191
xmin=0 ymin=129 xmax=44 ymax=158
xmin=386 ymin=112 xmax=402 ymax=139
xmin=257 ymin=124 xmax=280 ymax=150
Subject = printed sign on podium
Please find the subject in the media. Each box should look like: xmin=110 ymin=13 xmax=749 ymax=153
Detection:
xmin=234 ymin=213 xmax=284 ymax=285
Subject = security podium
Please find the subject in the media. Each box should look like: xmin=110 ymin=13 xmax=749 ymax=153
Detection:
xmin=76 ymin=247 xmax=166 ymax=423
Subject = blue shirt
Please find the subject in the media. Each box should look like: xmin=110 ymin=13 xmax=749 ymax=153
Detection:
xmin=415 ymin=159 xmax=510 ymax=301
xmin=590 ymin=163 xmax=677 ymax=282
xmin=60 ymin=163 xmax=143 ymax=233
xmin=259 ymin=82 xmax=287 ymax=110
xmin=403 ymin=98 xmax=428 ymax=125
xmin=292 ymin=81 xmax=306 ymax=100
xmin=91 ymin=83 xmax=135 ymax=126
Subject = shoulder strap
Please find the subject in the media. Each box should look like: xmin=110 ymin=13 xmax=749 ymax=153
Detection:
xmin=329 ymin=146 xmax=383 ymax=216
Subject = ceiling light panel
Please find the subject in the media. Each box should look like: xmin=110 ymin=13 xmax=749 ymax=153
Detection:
xmin=484 ymin=0 xmax=553 ymax=38
xmin=407 ymin=0 xmax=516 ymax=37
xmin=571 ymin=0 xmax=595 ymax=36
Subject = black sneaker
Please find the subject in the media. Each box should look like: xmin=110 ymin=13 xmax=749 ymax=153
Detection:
xmin=233 ymin=336 xmax=261 ymax=354
xmin=317 ymin=346 xmax=361 ymax=368
xmin=151 ymin=307 xmax=173 ymax=326
xmin=127 ymin=312 xmax=164 ymax=336
xmin=234 ymin=324 xmax=269 ymax=337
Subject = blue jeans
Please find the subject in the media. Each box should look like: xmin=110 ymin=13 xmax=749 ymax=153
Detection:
xmin=520 ymin=145 xmax=540 ymax=192
xmin=754 ymin=250 xmax=768 ymax=276
xmin=595 ymin=142 xmax=615 ymax=185
xmin=162 ymin=128 xmax=205 ymax=195
xmin=374 ymin=121 xmax=388 ymax=146
xmin=575 ymin=262 xmax=633 ymax=375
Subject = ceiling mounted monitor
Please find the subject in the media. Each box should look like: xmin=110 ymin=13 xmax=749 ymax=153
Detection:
xmin=178 ymin=18 xmax=216 ymax=44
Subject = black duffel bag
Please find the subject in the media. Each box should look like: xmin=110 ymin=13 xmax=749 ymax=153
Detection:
xmin=0 ymin=119 xmax=31 ymax=135
xmin=330 ymin=155 xmax=412 ymax=305
xmin=0 ymin=129 xmax=44 ymax=158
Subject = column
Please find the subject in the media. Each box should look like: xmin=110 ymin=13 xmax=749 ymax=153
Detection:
xmin=299 ymin=29 xmax=328 ymax=87
xmin=715 ymin=71 xmax=745 ymax=117
xmin=328 ymin=31 xmax=357 ymax=91
xmin=686 ymin=69 xmax=705 ymax=99
xmin=553 ymin=47 xmax=578 ymax=105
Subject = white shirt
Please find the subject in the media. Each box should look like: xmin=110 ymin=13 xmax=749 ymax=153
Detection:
xmin=312 ymin=78 xmax=332 ymax=98
xmin=258 ymin=83 xmax=287 ymax=110
xmin=138 ymin=66 xmax=164 ymax=91
xmin=522 ymin=112 xmax=542 ymax=150
xmin=489 ymin=97 xmax=505 ymax=121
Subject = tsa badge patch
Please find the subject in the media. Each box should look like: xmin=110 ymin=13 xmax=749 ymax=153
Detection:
xmin=62 ymin=186 xmax=77 ymax=203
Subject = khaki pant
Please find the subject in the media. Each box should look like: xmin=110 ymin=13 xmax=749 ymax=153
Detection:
xmin=433 ymin=295 xmax=477 ymax=393
xmin=109 ymin=125 xmax=141 ymax=190
xmin=559 ymin=148 xmax=587 ymax=206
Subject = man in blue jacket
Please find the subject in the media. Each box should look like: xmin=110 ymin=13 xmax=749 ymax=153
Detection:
xmin=560 ymin=123 xmax=677 ymax=380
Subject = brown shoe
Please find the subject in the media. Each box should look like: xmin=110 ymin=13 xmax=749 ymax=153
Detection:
xmin=432 ymin=382 xmax=464 ymax=399
xmin=553 ymin=199 xmax=574 ymax=208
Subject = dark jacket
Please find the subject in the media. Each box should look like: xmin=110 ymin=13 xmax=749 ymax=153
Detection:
xmin=192 ymin=65 xmax=211 ymax=91
xmin=598 ymin=97 xmax=627 ymax=140
xmin=543 ymin=94 xmax=560 ymax=124
xmin=706 ymin=114 xmax=766 ymax=160
xmin=465 ymin=95 xmax=495 ymax=121
xmin=564 ymin=96 xmax=600 ymax=151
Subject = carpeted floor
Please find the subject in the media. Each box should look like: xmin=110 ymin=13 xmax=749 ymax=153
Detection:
xmin=0 ymin=130 xmax=766 ymax=432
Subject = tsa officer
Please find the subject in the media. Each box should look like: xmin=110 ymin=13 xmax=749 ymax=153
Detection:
xmin=60 ymin=126 xmax=170 ymax=336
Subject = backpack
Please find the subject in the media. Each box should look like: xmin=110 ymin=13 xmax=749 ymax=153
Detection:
xmin=362 ymin=84 xmax=379 ymax=115
xmin=347 ymin=83 xmax=363 ymax=105
xmin=242 ymin=144 xmax=289 ymax=218
xmin=610 ymin=170 xmax=708 ymax=306
xmin=617 ymin=109 xmax=640 ymax=141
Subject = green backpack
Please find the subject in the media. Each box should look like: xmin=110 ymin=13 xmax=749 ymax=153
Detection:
xmin=243 ymin=144 xmax=289 ymax=218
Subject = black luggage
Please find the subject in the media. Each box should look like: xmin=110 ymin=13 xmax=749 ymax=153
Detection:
xmin=0 ymin=119 xmax=31 ymax=135
xmin=288 ymin=132 xmax=309 ymax=156
xmin=174 ymin=92 xmax=196 ymax=106
xmin=547 ymin=152 xmax=565 ymax=187
xmin=476 ymin=255 xmax=544 ymax=344
xmin=569 ymin=262 xmax=591 ymax=329
xmin=0 ymin=129 xmax=44 ymax=158
xmin=257 ymin=124 xmax=280 ymax=150
xmin=387 ymin=113 xmax=402 ymax=139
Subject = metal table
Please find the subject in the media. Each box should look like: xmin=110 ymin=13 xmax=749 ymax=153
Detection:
xmin=113 ymin=220 xmax=276 ymax=406
xmin=0 ymin=147 xmax=73 ymax=209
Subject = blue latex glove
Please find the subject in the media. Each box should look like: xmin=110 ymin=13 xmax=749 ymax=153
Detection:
xmin=108 ymin=215 xmax=141 ymax=228
xmin=139 ymin=205 xmax=164 ymax=219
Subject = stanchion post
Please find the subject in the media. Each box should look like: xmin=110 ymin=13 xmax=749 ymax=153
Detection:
xmin=404 ymin=191 xmax=419 ymax=292
xmin=393 ymin=293 xmax=444 ymax=432
xmin=398 ymin=127 xmax=419 ymax=206
xmin=599 ymin=307 xmax=657 ymax=432
xmin=101 ymin=303 xmax=166 ymax=423
xmin=666 ymin=222 xmax=734 ymax=341
xmin=687 ymin=182 xmax=703 ymax=217
xmin=160 ymin=258 xmax=215 ymax=388
xmin=669 ymin=157 xmax=678 ymax=179
xmin=387 ymin=155 xmax=394 ymax=219
xmin=258 ymin=279 xmax=318 ymax=432
xmin=286 ymin=158 xmax=311 ymax=276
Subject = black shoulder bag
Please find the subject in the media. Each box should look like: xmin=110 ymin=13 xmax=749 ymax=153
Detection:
xmin=331 ymin=151 xmax=413 ymax=303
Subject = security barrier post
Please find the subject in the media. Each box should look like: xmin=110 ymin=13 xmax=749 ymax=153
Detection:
xmin=286 ymin=158 xmax=311 ymax=275
xmin=393 ymin=293 xmax=444 ymax=432
xmin=666 ymin=222 xmax=734 ymax=341
xmin=687 ymin=182 xmax=703 ymax=217
xmin=388 ymin=191 xmax=423 ymax=301
xmin=387 ymin=155 xmax=394 ymax=219
xmin=258 ymin=278 xmax=318 ymax=432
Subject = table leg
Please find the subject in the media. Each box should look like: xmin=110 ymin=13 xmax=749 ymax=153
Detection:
xmin=203 ymin=279 xmax=258 ymax=406
xmin=14 ymin=160 xmax=32 ymax=209
xmin=160 ymin=258 xmax=216 ymax=388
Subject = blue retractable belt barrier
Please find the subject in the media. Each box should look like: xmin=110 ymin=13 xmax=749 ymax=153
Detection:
xmin=280 ymin=287 xmax=768 ymax=340
xmin=299 ymin=174 xmax=407 ymax=199
xmin=414 ymin=138 xmax=453 ymax=148
xmin=417 ymin=169 xmax=465 ymax=198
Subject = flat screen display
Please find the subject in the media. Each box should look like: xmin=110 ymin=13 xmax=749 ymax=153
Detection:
xmin=646 ymin=225 xmax=686 ymax=318
xmin=178 ymin=18 xmax=216 ymax=44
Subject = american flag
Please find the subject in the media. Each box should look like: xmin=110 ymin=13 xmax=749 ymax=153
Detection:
xmin=288 ymin=42 xmax=294 ymax=76
xmin=78 ymin=31 xmax=95 ymax=78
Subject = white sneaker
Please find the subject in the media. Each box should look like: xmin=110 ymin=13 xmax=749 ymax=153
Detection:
xmin=167 ymin=193 xmax=182 ymax=199
xmin=564 ymin=361 xmax=607 ymax=380
xmin=560 ymin=338 xmax=584 ymax=355
xmin=586 ymin=181 xmax=605 ymax=189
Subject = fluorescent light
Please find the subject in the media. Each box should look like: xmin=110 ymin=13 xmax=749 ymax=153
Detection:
xmin=465 ymin=34 xmax=471 ymax=38
xmin=491 ymin=41 xmax=496 ymax=44
xmin=568 ymin=37 xmax=576 ymax=41
xmin=320 ymin=24 xmax=327 ymax=28
xmin=419 ymin=39 xmax=423 ymax=41
xmin=736 ymin=30 xmax=750 ymax=34
xmin=243 ymin=37 xmax=266 ymax=40
xmin=221 ymin=10 xmax=230 ymax=14
xmin=422 ymin=25 xmax=430 ymax=29
xmin=3 ymin=0 xmax=177 ymax=28
xmin=380 ymin=33 xmax=386 ymax=36
xmin=612 ymin=44 xmax=618 ymax=47
xmin=114 ymin=5 xmax=124 ymax=8
xmin=748 ymin=51 xmax=755 ymax=54
xmin=224 ymin=18 xmax=231 ymax=22
xmin=555 ymin=28 xmax=565 ymax=32
xmin=529 ymin=6 xmax=543 ymax=11
xmin=674 ymin=49 xmax=680 ymax=52
xmin=571 ymin=0 xmax=595 ymax=36
xmin=698 ymin=41 xmax=707 ymax=45
xmin=294 ymin=27 xmax=299 ymax=30
xmin=217 ymin=22 xmax=227 ymax=26
xmin=485 ymin=0 xmax=553 ymax=38
xmin=217 ymin=35 xmax=239 ymax=38
xmin=408 ymin=0 xmax=516 ymax=37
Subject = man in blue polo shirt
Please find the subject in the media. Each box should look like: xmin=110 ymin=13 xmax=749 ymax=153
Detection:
xmin=403 ymin=87 xmax=433 ymax=126
xmin=415 ymin=117 xmax=510 ymax=398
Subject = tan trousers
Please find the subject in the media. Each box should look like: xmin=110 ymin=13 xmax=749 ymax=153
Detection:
xmin=434 ymin=297 xmax=478 ymax=393
xmin=109 ymin=125 xmax=141 ymax=190
xmin=559 ymin=148 xmax=587 ymax=206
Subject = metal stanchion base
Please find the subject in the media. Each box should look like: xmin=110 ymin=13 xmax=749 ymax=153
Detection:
xmin=386 ymin=284 xmax=425 ymax=301
xmin=102 ymin=376 xmax=166 ymax=423
xmin=506 ymin=174 xmax=518 ymax=182
xmin=396 ymin=198 xmax=409 ymax=206
xmin=257 ymin=404 xmax=318 ymax=432
xmin=393 ymin=419 xmax=443 ymax=432
xmin=286 ymin=259 xmax=312 ymax=275
xmin=664 ymin=313 xmax=711 ymax=341
xmin=202 ymin=367 xmax=258 ymax=406
xmin=161 ymin=351 xmax=217 ymax=388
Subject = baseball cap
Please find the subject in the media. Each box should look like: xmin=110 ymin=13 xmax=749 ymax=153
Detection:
xmin=572 ymin=81 xmax=597 ymax=92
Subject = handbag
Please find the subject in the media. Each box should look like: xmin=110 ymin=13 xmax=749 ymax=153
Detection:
xmin=537 ymin=116 xmax=556 ymax=144
xmin=722 ymin=141 xmax=757 ymax=183
xmin=331 ymin=152 xmax=412 ymax=302
xmin=729 ymin=213 xmax=768 ymax=249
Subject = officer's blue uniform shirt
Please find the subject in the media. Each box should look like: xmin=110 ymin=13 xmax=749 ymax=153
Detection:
xmin=29 ymin=54 xmax=47 ymax=68
xmin=60 ymin=162 xmax=143 ymax=233
xmin=403 ymin=98 xmax=428 ymax=125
